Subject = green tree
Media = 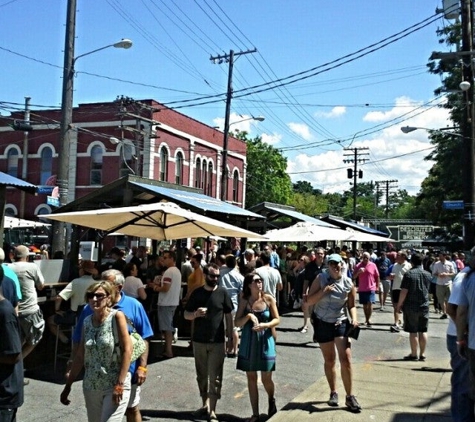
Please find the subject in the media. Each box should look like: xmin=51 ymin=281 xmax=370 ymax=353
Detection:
xmin=293 ymin=180 xmax=322 ymax=195
xmin=236 ymin=131 xmax=292 ymax=208
xmin=415 ymin=22 xmax=464 ymax=233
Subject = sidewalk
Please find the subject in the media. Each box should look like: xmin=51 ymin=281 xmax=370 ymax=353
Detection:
xmin=270 ymin=357 xmax=452 ymax=422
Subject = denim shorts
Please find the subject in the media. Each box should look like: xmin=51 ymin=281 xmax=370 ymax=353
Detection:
xmin=313 ymin=317 xmax=349 ymax=344
xmin=358 ymin=291 xmax=375 ymax=305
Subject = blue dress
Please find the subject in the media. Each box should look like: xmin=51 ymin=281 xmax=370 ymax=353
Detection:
xmin=237 ymin=304 xmax=276 ymax=372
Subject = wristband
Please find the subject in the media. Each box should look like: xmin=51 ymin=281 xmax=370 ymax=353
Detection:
xmin=138 ymin=366 xmax=148 ymax=373
xmin=457 ymin=339 xmax=467 ymax=346
xmin=114 ymin=385 xmax=124 ymax=394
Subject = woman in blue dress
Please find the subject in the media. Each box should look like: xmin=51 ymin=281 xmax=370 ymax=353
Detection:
xmin=235 ymin=272 xmax=280 ymax=422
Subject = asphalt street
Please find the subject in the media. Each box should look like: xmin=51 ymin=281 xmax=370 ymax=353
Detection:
xmin=18 ymin=303 xmax=452 ymax=422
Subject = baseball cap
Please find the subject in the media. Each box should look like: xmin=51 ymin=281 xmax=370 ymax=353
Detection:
xmin=327 ymin=253 xmax=343 ymax=263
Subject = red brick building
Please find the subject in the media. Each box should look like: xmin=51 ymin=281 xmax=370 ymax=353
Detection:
xmin=0 ymin=99 xmax=248 ymax=220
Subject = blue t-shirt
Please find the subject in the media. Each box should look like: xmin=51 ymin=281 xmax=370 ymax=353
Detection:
xmin=73 ymin=291 xmax=154 ymax=375
xmin=2 ymin=264 xmax=21 ymax=300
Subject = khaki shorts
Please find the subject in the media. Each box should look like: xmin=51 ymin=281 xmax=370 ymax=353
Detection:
xmin=19 ymin=308 xmax=45 ymax=346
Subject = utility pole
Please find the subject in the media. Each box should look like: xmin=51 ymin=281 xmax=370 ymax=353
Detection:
xmin=375 ymin=179 xmax=398 ymax=218
xmin=210 ymin=48 xmax=256 ymax=201
xmin=52 ymin=0 xmax=76 ymax=255
xmin=19 ymin=96 xmax=31 ymax=218
xmin=461 ymin=0 xmax=475 ymax=249
xmin=343 ymin=147 xmax=369 ymax=221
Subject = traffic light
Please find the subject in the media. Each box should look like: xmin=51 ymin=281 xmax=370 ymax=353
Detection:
xmin=347 ymin=168 xmax=353 ymax=179
xmin=11 ymin=120 xmax=33 ymax=131
xmin=358 ymin=170 xmax=363 ymax=179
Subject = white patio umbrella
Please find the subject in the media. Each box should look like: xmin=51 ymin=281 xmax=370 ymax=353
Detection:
xmin=4 ymin=216 xmax=50 ymax=228
xmin=263 ymin=221 xmax=351 ymax=242
xmin=43 ymin=202 xmax=267 ymax=241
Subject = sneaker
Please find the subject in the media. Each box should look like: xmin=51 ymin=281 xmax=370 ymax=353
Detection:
xmin=327 ymin=391 xmax=339 ymax=407
xmin=173 ymin=328 xmax=178 ymax=343
xmin=390 ymin=324 xmax=400 ymax=333
xmin=380 ymin=306 xmax=385 ymax=311
xmin=440 ymin=313 xmax=448 ymax=320
xmin=345 ymin=395 xmax=361 ymax=412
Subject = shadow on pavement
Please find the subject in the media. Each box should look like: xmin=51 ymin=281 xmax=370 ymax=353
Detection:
xmin=141 ymin=409 xmax=242 ymax=422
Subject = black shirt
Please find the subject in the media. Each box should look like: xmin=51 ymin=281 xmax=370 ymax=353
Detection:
xmin=304 ymin=261 xmax=326 ymax=288
xmin=0 ymin=299 xmax=23 ymax=409
xmin=185 ymin=286 xmax=233 ymax=343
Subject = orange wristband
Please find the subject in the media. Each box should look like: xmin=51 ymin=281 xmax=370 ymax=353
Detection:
xmin=114 ymin=385 xmax=124 ymax=394
xmin=138 ymin=366 xmax=147 ymax=373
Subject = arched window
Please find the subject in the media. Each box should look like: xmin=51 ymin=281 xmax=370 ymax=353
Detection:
xmin=232 ymin=170 xmax=239 ymax=203
xmin=119 ymin=144 xmax=135 ymax=178
xmin=4 ymin=206 xmax=15 ymax=217
xmin=160 ymin=146 xmax=169 ymax=182
xmin=7 ymin=149 xmax=19 ymax=177
xmin=175 ymin=152 xmax=183 ymax=185
xmin=202 ymin=159 xmax=208 ymax=193
xmin=40 ymin=147 xmax=53 ymax=185
xmin=90 ymin=145 xmax=103 ymax=185
xmin=195 ymin=158 xmax=201 ymax=188
xmin=206 ymin=162 xmax=213 ymax=195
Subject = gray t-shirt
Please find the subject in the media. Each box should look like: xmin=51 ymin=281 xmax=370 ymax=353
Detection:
xmin=314 ymin=272 xmax=354 ymax=323
xmin=8 ymin=261 xmax=45 ymax=316
xmin=256 ymin=266 xmax=282 ymax=299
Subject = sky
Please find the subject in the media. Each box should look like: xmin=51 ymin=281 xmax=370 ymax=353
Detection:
xmin=0 ymin=0 xmax=459 ymax=198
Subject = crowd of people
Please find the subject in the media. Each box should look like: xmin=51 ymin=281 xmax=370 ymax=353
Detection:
xmin=1 ymin=241 xmax=475 ymax=421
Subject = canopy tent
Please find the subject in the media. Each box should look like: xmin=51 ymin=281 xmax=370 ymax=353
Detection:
xmin=0 ymin=172 xmax=38 ymax=244
xmin=262 ymin=221 xmax=351 ymax=242
xmin=343 ymin=229 xmax=395 ymax=243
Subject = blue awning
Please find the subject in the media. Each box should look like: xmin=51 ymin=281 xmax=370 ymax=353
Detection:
xmin=0 ymin=172 xmax=37 ymax=194
xmin=130 ymin=181 xmax=263 ymax=219
xmin=321 ymin=214 xmax=390 ymax=236
xmin=264 ymin=205 xmax=337 ymax=228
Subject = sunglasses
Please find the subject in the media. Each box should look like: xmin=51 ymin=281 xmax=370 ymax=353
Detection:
xmin=252 ymin=278 xmax=263 ymax=283
xmin=86 ymin=292 xmax=108 ymax=300
xmin=208 ymin=274 xmax=219 ymax=279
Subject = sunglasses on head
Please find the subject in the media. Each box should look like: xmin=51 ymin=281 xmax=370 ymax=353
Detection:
xmin=86 ymin=292 xmax=108 ymax=300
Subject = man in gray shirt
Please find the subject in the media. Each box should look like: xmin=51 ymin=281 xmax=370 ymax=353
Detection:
xmin=9 ymin=245 xmax=45 ymax=359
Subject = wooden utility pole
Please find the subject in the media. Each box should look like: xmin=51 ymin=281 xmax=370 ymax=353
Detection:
xmin=343 ymin=147 xmax=369 ymax=221
xmin=210 ymin=49 xmax=256 ymax=201
xmin=461 ymin=0 xmax=475 ymax=248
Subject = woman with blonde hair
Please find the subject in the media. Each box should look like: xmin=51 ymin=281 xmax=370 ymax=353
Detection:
xmin=235 ymin=272 xmax=280 ymax=422
xmin=60 ymin=281 xmax=132 ymax=422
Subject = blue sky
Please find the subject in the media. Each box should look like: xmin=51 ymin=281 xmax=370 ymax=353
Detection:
xmin=0 ymin=0 xmax=456 ymax=197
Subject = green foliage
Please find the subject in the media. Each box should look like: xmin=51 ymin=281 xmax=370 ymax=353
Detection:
xmin=237 ymin=131 xmax=292 ymax=208
xmin=415 ymin=22 xmax=464 ymax=233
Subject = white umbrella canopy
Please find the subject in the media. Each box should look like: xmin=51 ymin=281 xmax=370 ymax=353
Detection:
xmin=4 ymin=216 xmax=51 ymax=228
xmin=43 ymin=202 xmax=266 ymax=241
xmin=263 ymin=221 xmax=351 ymax=242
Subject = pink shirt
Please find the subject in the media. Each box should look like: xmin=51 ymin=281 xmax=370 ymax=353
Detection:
xmin=354 ymin=261 xmax=379 ymax=292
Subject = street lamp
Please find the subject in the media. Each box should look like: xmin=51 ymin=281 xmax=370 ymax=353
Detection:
xmin=401 ymin=125 xmax=474 ymax=248
xmin=52 ymin=38 xmax=133 ymax=254
xmin=220 ymin=115 xmax=265 ymax=201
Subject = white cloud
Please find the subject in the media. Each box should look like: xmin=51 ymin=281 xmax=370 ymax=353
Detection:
xmin=287 ymin=122 xmax=313 ymax=140
xmin=286 ymin=98 xmax=451 ymax=196
xmin=314 ymin=106 xmax=347 ymax=118
xmin=261 ymin=132 xmax=282 ymax=145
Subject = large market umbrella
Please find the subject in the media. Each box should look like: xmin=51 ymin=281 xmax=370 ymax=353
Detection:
xmin=43 ymin=202 xmax=267 ymax=240
xmin=4 ymin=216 xmax=50 ymax=229
xmin=262 ymin=221 xmax=352 ymax=242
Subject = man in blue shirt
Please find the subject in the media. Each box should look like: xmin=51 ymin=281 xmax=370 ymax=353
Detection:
xmin=72 ymin=269 xmax=153 ymax=422
xmin=375 ymin=251 xmax=391 ymax=311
